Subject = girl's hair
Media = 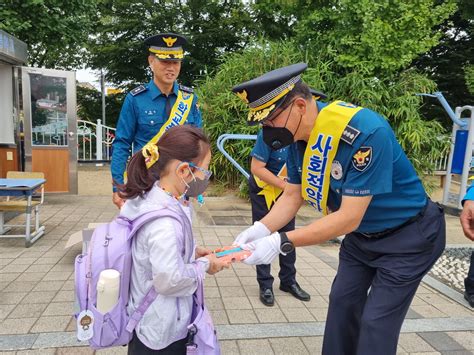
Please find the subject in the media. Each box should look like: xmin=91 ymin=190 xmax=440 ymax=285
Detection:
xmin=117 ymin=125 xmax=210 ymax=200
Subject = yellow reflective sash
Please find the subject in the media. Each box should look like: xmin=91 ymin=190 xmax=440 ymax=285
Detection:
xmin=148 ymin=89 xmax=194 ymax=145
xmin=124 ymin=89 xmax=194 ymax=178
xmin=254 ymin=164 xmax=287 ymax=210
xmin=301 ymin=101 xmax=362 ymax=215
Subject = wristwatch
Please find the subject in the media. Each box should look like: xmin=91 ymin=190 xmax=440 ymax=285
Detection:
xmin=279 ymin=232 xmax=295 ymax=254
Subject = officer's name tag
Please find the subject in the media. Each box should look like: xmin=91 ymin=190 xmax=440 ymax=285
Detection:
xmin=77 ymin=309 xmax=94 ymax=341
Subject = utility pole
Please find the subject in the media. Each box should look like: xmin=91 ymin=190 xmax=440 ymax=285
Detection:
xmin=101 ymin=70 xmax=106 ymax=127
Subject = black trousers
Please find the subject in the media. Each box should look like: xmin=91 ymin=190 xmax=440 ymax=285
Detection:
xmin=128 ymin=331 xmax=187 ymax=355
xmin=249 ymin=176 xmax=297 ymax=289
xmin=466 ymin=251 xmax=474 ymax=295
xmin=322 ymin=200 xmax=446 ymax=355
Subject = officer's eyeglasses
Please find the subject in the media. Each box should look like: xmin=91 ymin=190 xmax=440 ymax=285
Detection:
xmin=188 ymin=162 xmax=212 ymax=180
xmin=262 ymin=99 xmax=296 ymax=128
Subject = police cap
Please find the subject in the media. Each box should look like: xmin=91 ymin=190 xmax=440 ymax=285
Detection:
xmin=232 ymin=63 xmax=308 ymax=125
xmin=309 ymin=88 xmax=327 ymax=101
xmin=144 ymin=33 xmax=187 ymax=61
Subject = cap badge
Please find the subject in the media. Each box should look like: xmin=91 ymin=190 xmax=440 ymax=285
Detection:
xmin=163 ymin=37 xmax=177 ymax=47
xmin=236 ymin=90 xmax=249 ymax=104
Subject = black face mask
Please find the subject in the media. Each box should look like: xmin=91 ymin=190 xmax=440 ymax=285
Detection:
xmin=262 ymin=126 xmax=295 ymax=150
xmin=262 ymin=100 xmax=303 ymax=151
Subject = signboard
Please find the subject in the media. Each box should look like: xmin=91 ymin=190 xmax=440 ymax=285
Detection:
xmin=0 ymin=30 xmax=27 ymax=65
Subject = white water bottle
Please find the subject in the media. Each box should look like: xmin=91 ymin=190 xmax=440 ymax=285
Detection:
xmin=96 ymin=269 xmax=120 ymax=313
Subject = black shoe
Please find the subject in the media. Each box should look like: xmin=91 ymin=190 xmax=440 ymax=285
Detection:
xmin=280 ymin=282 xmax=311 ymax=301
xmin=465 ymin=292 xmax=474 ymax=308
xmin=259 ymin=288 xmax=274 ymax=306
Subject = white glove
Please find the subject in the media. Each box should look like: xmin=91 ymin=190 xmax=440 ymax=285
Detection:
xmin=233 ymin=221 xmax=271 ymax=245
xmin=241 ymin=232 xmax=282 ymax=265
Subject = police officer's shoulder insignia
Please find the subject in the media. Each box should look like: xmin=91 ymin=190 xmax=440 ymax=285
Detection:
xmin=130 ymin=85 xmax=147 ymax=96
xmin=341 ymin=125 xmax=361 ymax=146
xmin=179 ymin=84 xmax=194 ymax=93
xmin=331 ymin=160 xmax=343 ymax=180
xmin=352 ymin=146 xmax=372 ymax=172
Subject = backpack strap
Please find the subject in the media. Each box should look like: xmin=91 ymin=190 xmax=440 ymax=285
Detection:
xmin=125 ymin=287 xmax=158 ymax=333
xmin=193 ymin=263 xmax=205 ymax=307
xmin=124 ymin=208 xmax=191 ymax=332
xmin=128 ymin=208 xmax=184 ymax=238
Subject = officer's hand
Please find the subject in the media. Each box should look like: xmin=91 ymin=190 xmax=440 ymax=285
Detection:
xmin=241 ymin=232 xmax=282 ymax=265
xmin=205 ymin=253 xmax=231 ymax=275
xmin=112 ymin=192 xmax=125 ymax=209
xmin=460 ymin=200 xmax=474 ymax=241
xmin=233 ymin=221 xmax=271 ymax=245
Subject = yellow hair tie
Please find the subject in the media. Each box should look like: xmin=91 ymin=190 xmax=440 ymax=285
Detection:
xmin=142 ymin=143 xmax=160 ymax=169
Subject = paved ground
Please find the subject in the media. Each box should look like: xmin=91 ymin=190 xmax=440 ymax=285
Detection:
xmin=0 ymin=191 xmax=473 ymax=354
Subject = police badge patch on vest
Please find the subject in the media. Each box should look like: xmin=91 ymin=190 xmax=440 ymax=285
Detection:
xmin=352 ymin=147 xmax=372 ymax=171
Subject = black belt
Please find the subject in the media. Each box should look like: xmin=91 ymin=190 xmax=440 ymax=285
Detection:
xmin=355 ymin=200 xmax=430 ymax=239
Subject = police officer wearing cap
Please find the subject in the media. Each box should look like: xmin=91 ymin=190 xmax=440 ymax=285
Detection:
xmin=232 ymin=63 xmax=445 ymax=355
xmin=111 ymin=33 xmax=202 ymax=208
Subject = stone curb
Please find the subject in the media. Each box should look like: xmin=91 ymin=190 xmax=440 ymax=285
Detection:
xmin=1 ymin=317 xmax=474 ymax=351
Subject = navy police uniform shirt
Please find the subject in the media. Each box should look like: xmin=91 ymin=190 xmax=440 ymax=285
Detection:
xmin=251 ymin=130 xmax=288 ymax=175
xmin=287 ymin=101 xmax=427 ymax=233
xmin=111 ymin=80 xmax=202 ymax=188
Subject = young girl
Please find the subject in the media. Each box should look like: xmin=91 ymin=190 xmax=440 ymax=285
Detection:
xmin=117 ymin=125 xmax=229 ymax=354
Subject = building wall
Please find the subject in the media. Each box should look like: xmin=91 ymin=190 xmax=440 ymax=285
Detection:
xmin=0 ymin=64 xmax=15 ymax=145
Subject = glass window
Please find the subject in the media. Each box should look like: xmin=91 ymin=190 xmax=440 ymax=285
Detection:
xmin=29 ymin=73 xmax=68 ymax=146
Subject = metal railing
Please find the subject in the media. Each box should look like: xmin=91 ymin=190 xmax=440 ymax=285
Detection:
xmin=432 ymin=153 xmax=449 ymax=172
xmin=77 ymin=119 xmax=116 ymax=162
xmin=216 ymin=134 xmax=257 ymax=179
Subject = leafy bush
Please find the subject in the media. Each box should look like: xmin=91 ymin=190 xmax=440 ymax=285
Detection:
xmin=198 ymin=40 xmax=449 ymax=193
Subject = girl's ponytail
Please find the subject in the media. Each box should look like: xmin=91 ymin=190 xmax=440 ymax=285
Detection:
xmin=116 ymin=145 xmax=156 ymax=199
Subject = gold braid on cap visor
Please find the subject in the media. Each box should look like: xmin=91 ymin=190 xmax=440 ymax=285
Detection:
xmin=247 ymin=84 xmax=294 ymax=122
xmin=149 ymin=47 xmax=184 ymax=59
xmin=142 ymin=143 xmax=160 ymax=169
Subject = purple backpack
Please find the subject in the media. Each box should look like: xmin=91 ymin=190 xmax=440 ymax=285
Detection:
xmin=74 ymin=208 xmax=220 ymax=352
xmin=187 ymin=264 xmax=221 ymax=355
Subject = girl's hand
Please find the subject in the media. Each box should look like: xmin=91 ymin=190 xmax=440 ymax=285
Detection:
xmin=204 ymin=253 xmax=231 ymax=275
xmin=195 ymin=246 xmax=211 ymax=258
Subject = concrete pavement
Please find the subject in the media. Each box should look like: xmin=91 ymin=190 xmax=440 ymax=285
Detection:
xmin=0 ymin=192 xmax=472 ymax=354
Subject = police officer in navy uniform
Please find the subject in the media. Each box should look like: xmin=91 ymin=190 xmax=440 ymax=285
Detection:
xmin=249 ymin=129 xmax=311 ymax=305
xmin=232 ymin=63 xmax=446 ymax=355
xmin=111 ymin=33 xmax=202 ymax=208
xmin=459 ymin=185 xmax=474 ymax=307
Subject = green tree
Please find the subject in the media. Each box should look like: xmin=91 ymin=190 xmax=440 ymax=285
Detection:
xmin=87 ymin=0 xmax=255 ymax=87
xmin=466 ymin=65 xmax=474 ymax=95
xmin=295 ymin=0 xmax=457 ymax=77
xmin=250 ymin=0 xmax=309 ymax=40
xmin=413 ymin=0 xmax=474 ymax=124
xmin=0 ymin=0 xmax=97 ymax=68
xmin=76 ymin=85 xmax=125 ymax=128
